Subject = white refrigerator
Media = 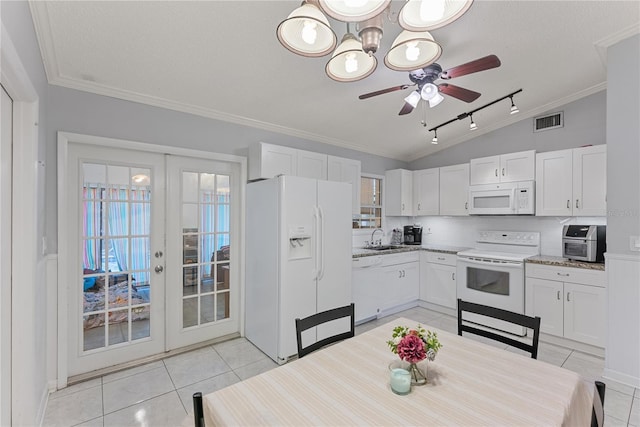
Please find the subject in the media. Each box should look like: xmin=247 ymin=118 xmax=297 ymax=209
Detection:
xmin=245 ymin=175 xmax=352 ymax=364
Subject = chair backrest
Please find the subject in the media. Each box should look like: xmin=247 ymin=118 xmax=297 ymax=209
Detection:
xmin=193 ymin=392 xmax=205 ymax=427
xmin=590 ymin=380 xmax=606 ymax=427
xmin=457 ymin=299 xmax=541 ymax=359
xmin=295 ymin=303 xmax=355 ymax=358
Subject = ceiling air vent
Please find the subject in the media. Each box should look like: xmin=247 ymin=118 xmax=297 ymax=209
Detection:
xmin=533 ymin=111 xmax=563 ymax=132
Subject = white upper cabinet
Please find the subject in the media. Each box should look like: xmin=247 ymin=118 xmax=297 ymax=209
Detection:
xmin=249 ymin=142 xmax=297 ymax=180
xmin=470 ymin=150 xmax=535 ymax=185
xmin=297 ymin=150 xmax=328 ymax=180
xmin=413 ymin=168 xmax=439 ymax=216
xmin=385 ymin=169 xmax=413 ymax=216
xmin=573 ymin=145 xmax=606 ymax=216
xmin=439 ymin=163 xmax=469 ymax=216
xmin=328 ymin=155 xmax=361 ymax=215
xmin=536 ymin=145 xmax=606 ymax=216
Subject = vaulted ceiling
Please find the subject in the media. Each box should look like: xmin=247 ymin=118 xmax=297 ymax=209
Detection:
xmin=30 ymin=1 xmax=639 ymax=161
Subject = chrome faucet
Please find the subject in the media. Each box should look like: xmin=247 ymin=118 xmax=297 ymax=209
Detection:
xmin=370 ymin=228 xmax=384 ymax=246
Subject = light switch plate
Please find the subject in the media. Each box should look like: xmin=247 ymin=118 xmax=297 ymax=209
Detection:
xmin=630 ymin=236 xmax=640 ymax=252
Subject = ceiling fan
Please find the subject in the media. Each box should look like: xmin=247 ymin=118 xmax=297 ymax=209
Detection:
xmin=358 ymin=54 xmax=501 ymax=115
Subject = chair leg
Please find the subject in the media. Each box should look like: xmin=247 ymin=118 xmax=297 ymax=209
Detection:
xmin=591 ymin=381 xmax=606 ymax=427
xmin=193 ymin=392 xmax=205 ymax=427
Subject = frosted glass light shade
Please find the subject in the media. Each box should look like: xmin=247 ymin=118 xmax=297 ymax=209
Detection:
xmin=319 ymin=0 xmax=391 ymax=21
xmin=404 ymin=91 xmax=422 ymax=108
xmin=399 ymin=0 xmax=474 ymax=31
xmin=326 ymin=34 xmax=377 ymax=82
xmin=384 ymin=31 xmax=442 ymax=71
xmin=277 ymin=2 xmax=337 ymax=57
xmin=428 ymin=92 xmax=444 ymax=107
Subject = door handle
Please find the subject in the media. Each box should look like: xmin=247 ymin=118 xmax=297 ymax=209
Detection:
xmin=452 ymin=272 xmax=455 ymax=281
xmin=155 ymin=265 xmax=164 ymax=273
xmin=556 ymin=272 xmax=570 ymax=277
xmin=567 ymin=200 xmax=570 ymax=209
xmin=465 ymin=202 xmax=468 ymax=210
xmin=576 ymin=199 xmax=580 ymax=209
xmin=418 ymin=203 xmax=421 ymax=210
xmin=402 ymin=203 xmax=405 ymax=211
xmin=557 ymin=290 xmax=561 ymax=300
xmin=399 ymin=270 xmax=402 ymax=278
xmin=495 ymin=169 xmax=498 ymax=177
xmin=502 ymin=168 xmax=505 ymax=176
xmin=566 ymin=292 xmax=571 ymax=302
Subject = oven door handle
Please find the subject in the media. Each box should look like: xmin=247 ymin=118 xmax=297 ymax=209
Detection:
xmin=457 ymin=257 xmax=523 ymax=267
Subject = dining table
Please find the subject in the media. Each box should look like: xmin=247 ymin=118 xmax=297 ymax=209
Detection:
xmin=202 ymin=317 xmax=596 ymax=426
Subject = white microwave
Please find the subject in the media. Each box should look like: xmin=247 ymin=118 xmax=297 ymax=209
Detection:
xmin=468 ymin=181 xmax=535 ymax=215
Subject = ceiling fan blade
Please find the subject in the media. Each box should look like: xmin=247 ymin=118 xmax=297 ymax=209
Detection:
xmin=359 ymin=85 xmax=410 ymax=100
xmin=438 ymin=83 xmax=481 ymax=103
xmin=440 ymin=55 xmax=501 ymax=80
xmin=398 ymin=102 xmax=415 ymax=115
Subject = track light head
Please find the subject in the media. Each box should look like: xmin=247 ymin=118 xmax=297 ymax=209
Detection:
xmin=431 ymin=129 xmax=438 ymax=144
xmin=510 ymin=96 xmax=519 ymax=114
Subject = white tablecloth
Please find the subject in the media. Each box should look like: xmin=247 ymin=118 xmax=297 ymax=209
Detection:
xmin=204 ymin=318 xmax=594 ymax=426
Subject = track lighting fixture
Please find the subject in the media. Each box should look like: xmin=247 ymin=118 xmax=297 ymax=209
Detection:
xmin=469 ymin=114 xmax=477 ymax=130
xmin=509 ymin=96 xmax=519 ymax=114
xmin=427 ymin=89 xmax=522 ymax=144
xmin=277 ymin=0 xmax=469 ymax=81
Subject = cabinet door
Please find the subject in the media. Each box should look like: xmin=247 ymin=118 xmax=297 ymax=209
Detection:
xmin=535 ymin=149 xmax=573 ymax=216
xmin=297 ymin=151 xmax=328 ymax=180
xmin=470 ymin=155 xmax=500 ymax=185
xmin=573 ymin=145 xmax=606 ymax=216
xmin=385 ymin=169 xmax=413 ymax=216
xmin=564 ymin=282 xmax=606 ymax=347
xmin=248 ymin=142 xmax=297 ymax=180
xmin=422 ymin=262 xmax=456 ymax=309
xmin=413 ymin=168 xmax=439 ymax=215
xmin=380 ymin=262 xmax=419 ymax=310
xmin=439 ymin=164 xmax=469 ymax=216
xmin=525 ymin=277 xmax=564 ymax=336
xmin=328 ymin=156 xmax=361 ymax=215
xmin=501 ymin=150 xmax=535 ymax=182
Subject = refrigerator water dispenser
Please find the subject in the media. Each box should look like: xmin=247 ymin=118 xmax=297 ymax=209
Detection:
xmin=289 ymin=226 xmax=312 ymax=259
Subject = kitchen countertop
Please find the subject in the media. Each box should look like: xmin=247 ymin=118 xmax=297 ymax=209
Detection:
xmin=526 ymin=255 xmax=605 ymax=271
xmin=352 ymin=244 xmax=468 ymax=258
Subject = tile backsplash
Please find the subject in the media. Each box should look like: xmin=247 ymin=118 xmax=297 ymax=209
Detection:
xmin=363 ymin=215 xmax=606 ymax=257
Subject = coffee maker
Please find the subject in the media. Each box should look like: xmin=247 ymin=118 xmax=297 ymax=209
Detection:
xmin=403 ymin=225 xmax=423 ymax=245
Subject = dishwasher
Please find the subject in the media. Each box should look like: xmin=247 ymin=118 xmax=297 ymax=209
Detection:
xmin=352 ymin=255 xmax=383 ymax=324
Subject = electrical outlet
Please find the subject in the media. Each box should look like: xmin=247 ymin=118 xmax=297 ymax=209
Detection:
xmin=630 ymin=236 xmax=640 ymax=252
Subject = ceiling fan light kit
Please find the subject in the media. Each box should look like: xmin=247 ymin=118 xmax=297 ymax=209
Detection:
xmin=399 ymin=0 xmax=474 ymax=32
xmin=383 ymin=30 xmax=442 ymax=71
xmin=276 ymin=1 xmax=337 ymax=57
xmin=276 ymin=0 xmax=473 ymax=82
xmin=325 ymin=33 xmax=377 ymax=82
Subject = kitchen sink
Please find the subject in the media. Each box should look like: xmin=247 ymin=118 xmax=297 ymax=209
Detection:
xmin=364 ymin=245 xmax=404 ymax=251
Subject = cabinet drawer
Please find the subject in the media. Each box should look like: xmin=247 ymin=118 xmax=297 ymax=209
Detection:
xmin=526 ymin=263 xmax=606 ymax=287
xmin=380 ymin=251 xmax=419 ymax=267
xmin=424 ymin=251 xmax=457 ymax=266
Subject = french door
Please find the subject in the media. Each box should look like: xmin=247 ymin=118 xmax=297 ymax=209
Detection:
xmin=65 ymin=142 xmax=240 ymax=377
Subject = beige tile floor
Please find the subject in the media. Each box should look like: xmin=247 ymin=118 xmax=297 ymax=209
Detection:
xmin=43 ymin=307 xmax=640 ymax=426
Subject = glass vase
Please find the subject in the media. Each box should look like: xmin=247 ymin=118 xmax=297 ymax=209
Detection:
xmin=408 ymin=362 xmax=427 ymax=386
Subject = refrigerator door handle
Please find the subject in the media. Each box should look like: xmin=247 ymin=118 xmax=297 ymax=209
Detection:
xmin=312 ymin=207 xmax=320 ymax=281
xmin=317 ymin=206 xmax=325 ymax=280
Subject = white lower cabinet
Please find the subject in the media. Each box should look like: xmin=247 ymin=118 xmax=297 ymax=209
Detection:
xmin=420 ymin=251 xmax=457 ymax=309
xmin=352 ymin=252 xmax=419 ymax=323
xmin=525 ymin=263 xmax=606 ymax=347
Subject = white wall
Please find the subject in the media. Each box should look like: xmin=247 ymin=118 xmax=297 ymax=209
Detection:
xmin=604 ymin=34 xmax=640 ymax=388
xmin=1 ymin=1 xmax=50 ymax=424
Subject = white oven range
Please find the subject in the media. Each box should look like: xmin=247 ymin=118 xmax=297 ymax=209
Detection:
xmin=456 ymin=231 xmax=540 ymax=336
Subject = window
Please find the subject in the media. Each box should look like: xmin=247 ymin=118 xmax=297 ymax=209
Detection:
xmin=353 ymin=175 xmax=382 ymax=229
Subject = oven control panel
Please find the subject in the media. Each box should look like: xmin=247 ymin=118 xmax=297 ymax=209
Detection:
xmin=477 ymin=231 xmax=540 ymax=246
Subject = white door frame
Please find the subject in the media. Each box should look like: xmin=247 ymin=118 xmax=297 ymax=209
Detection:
xmin=57 ymin=132 xmax=246 ymax=387
xmin=1 ymin=25 xmax=41 ymax=426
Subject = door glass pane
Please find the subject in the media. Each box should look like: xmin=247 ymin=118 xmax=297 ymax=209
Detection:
xmin=81 ymin=162 xmax=153 ymax=352
xmin=181 ymin=171 xmax=232 ymax=329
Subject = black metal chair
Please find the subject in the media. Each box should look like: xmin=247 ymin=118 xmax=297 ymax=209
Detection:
xmin=295 ymin=303 xmax=355 ymax=358
xmin=193 ymin=392 xmax=205 ymax=427
xmin=457 ymin=299 xmax=541 ymax=359
xmin=591 ymin=380 xmax=606 ymax=427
